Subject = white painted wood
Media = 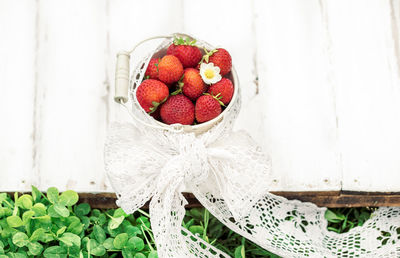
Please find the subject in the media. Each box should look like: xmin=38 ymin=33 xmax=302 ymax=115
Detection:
xmin=36 ymin=0 xmax=109 ymax=192
xmin=326 ymin=0 xmax=400 ymax=191
xmin=1 ymin=1 xmax=400 ymax=193
xmin=250 ymin=0 xmax=342 ymax=191
xmin=107 ymin=0 xmax=183 ymax=124
xmin=0 ymin=1 xmax=36 ymax=191
xmin=183 ymin=0 xmax=258 ymax=104
xmin=105 ymin=0 xmax=183 ymax=190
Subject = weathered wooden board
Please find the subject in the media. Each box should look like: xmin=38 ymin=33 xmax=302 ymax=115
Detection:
xmin=183 ymin=0 xmax=258 ymax=103
xmin=35 ymin=0 xmax=109 ymax=192
xmin=248 ymin=0 xmax=342 ymax=191
xmin=325 ymin=0 xmax=400 ymax=191
xmin=73 ymin=192 xmax=400 ymax=209
xmin=1 ymin=1 xmax=400 ymax=202
xmin=107 ymin=0 xmax=183 ymax=123
xmin=0 ymin=1 xmax=36 ymax=191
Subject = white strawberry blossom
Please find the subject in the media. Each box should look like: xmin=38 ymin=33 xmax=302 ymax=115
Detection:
xmin=199 ymin=62 xmax=222 ymax=84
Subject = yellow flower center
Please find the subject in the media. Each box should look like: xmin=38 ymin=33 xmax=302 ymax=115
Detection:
xmin=204 ymin=69 xmax=215 ymax=79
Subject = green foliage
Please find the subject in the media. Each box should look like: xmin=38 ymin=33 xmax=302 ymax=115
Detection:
xmin=184 ymin=207 xmax=374 ymax=258
xmin=0 ymin=186 xmax=158 ymax=258
xmin=325 ymin=207 xmax=375 ymax=234
xmin=0 ymin=187 xmax=373 ymax=258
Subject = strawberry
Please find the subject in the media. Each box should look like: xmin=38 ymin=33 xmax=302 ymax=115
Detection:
xmin=195 ymin=94 xmax=223 ymax=123
xmin=160 ymin=94 xmax=195 ymax=125
xmin=150 ymin=107 xmax=161 ymax=121
xmin=158 ymin=55 xmax=184 ymax=84
xmin=207 ymin=78 xmax=234 ymax=105
xmin=136 ymin=79 xmax=169 ymax=113
xmin=167 ymin=37 xmax=202 ymax=68
xmin=145 ymin=58 xmax=160 ymax=79
xmin=172 ymin=68 xmax=206 ymax=101
xmin=201 ymin=48 xmax=232 ymax=75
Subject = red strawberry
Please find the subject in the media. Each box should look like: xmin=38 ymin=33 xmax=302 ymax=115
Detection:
xmin=207 ymin=78 xmax=234 ymax=105
xmin=201 ymin=48 xmax=232 ymax=76
xmin=150 ymin=107 xmax=161 ymax=121
xmin=136 ymin=79 xmax=169 ymax=113
xmin=160 ymin=94 xmax=195 ymax=125
xmin=167 ymin=37 xmax=202 ymax=68
xmin=158 ymin=55 xmax=184 ymax=84
xmin=145 ymin=58 xmax=160 ymax=79
xmin=172 ymin=68 xmax=206 ymax=101
xmin=195 ymin=95 xmax=223 ymax=123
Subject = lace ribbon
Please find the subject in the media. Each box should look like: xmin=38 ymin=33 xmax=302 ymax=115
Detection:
xmin=105 ymin=36 xmax=400 ymax=257
xmin=104 ymin=122 xmax=400 ymax=258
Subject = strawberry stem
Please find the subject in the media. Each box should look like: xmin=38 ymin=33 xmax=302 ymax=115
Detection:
xmin=200 ymin=48 xmax=218 ymax=64
xmin=173 ymin=37 xmax=197 ymax=46
xmin=203 ymin=92 xmax=225 ymax=107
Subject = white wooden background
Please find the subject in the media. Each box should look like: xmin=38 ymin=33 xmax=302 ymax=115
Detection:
xmin=1 ymin=0 xmax=400 ymax=193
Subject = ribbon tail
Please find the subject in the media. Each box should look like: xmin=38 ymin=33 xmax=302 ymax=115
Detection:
xmin=149 ymin=179 xmax=230 ymax=258
xmin=104 ymin=122 xmax=167 ymax=214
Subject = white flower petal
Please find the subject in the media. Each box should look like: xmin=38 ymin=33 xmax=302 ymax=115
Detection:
xmin=199 ymin=62 xmax=222 ymax=85
xmin=214 ymin=74 xmax=222 ymax=83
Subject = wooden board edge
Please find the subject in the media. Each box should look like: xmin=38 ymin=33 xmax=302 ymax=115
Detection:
xmin=6 ymin=191 xmax=400 ymax=209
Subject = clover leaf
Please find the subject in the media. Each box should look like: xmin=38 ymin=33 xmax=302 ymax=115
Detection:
xmin=7 ymin=216 xmax=23 ymax=228
xmin=93 ymin=225 xmax=106 ymax=243
xmin=46 ymin=187 xmax=59 ymax=204
xmin=113 ymin=233 xmax=128 ymax=249
xmin=43 ymin=246 xmax=67 ymax=258
xmin=58 ymin=232 xmax=81 ymax=247
xmin=74 ymin=203 xmax=90 ymax=217
xmin=59 ymin=190 xmax=79 ymax=206
xmin=27 ymin=242 xmax=43 ymax=256
xmin=12 ymin=232 xmax=29 ymax=247
xmin=125 ymin=236 xmax=144 ymax=251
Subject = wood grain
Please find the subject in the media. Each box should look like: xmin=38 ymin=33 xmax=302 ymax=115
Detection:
xmin=250 ymin=0 xmax=342 ymax=191
xmin=0 ymin=1 xmax=36 ymax=191
xmin=1 ymin=1 xmax=400 ymax=196
xmin=35 ymin=0 xmax=109 ymax=192
xmin=325 ymin=0 xmax=400 ymax=192
xmin=76 ymin=191 xmax=400 ymax=209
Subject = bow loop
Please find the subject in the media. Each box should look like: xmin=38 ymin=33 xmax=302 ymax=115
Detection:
xmin=105 ymin=122 xmax=271 ymax=257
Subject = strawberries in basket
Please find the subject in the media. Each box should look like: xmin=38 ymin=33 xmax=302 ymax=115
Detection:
xmin=136 ymin=36 xmax=233 ymax=125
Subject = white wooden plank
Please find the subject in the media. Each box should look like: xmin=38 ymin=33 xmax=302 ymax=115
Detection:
xmin=183 ymin=0 xmax=258 ymax=104
xmin=326 ymin=0 xmax=400 ymax=191
xmin=108 ymin=0 xmax=183 ymax=123
xmin=105 ymin=0 xmax=183 ymax=191
xmin=0 ymin=1 xmax=36 ymax=191
xmin=36 ymin=0 xmax=109 ymax=192
xmin=251 ymin=0 xmax=341 ymax=191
